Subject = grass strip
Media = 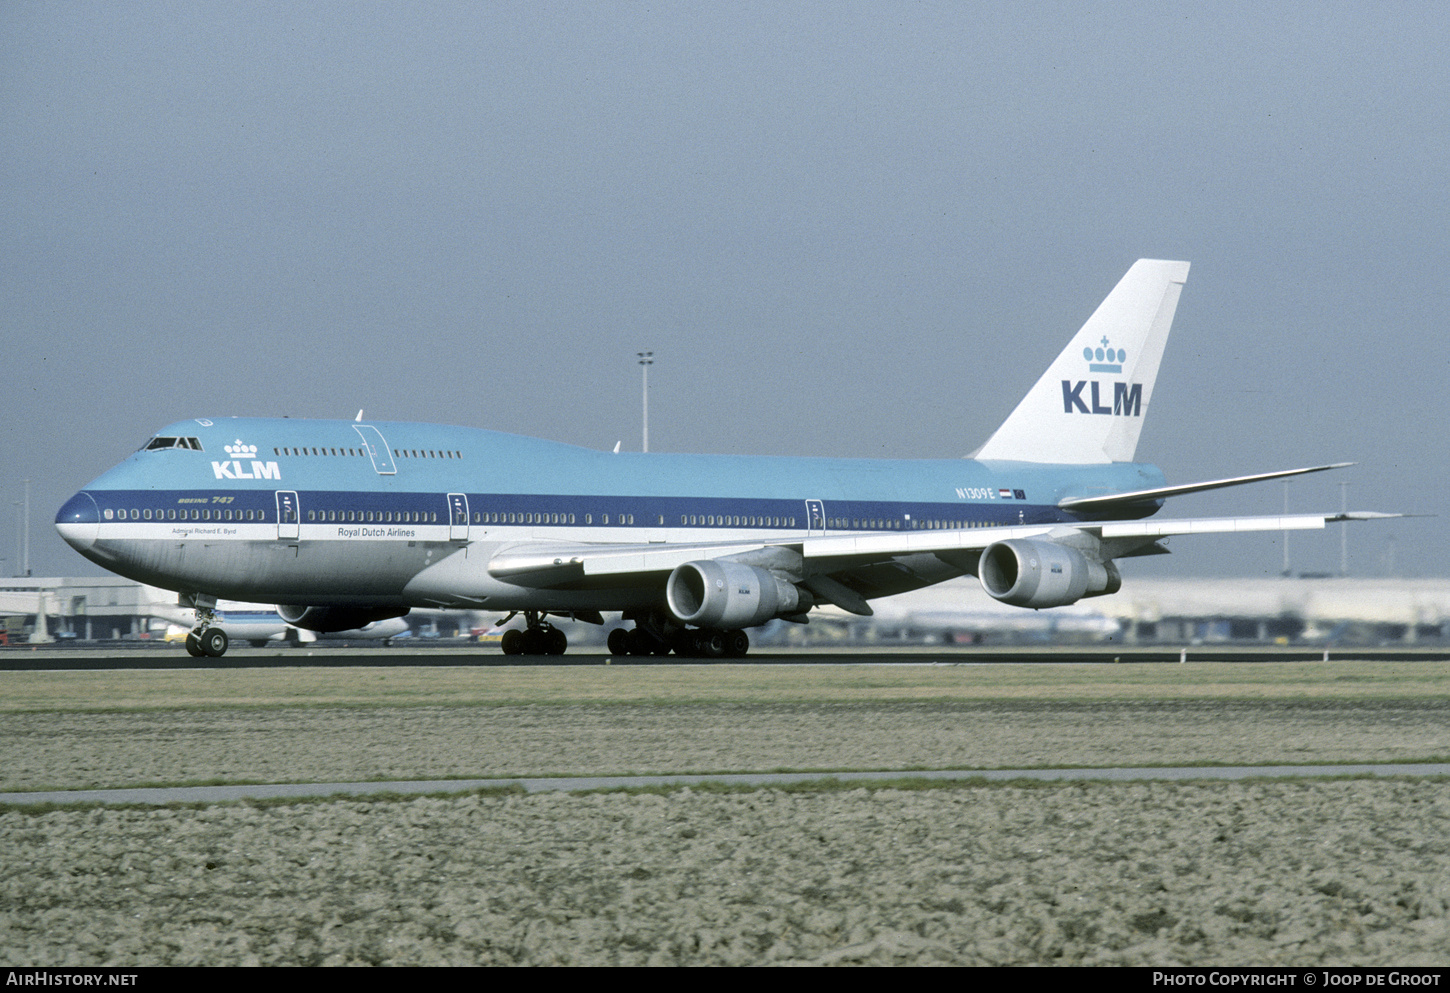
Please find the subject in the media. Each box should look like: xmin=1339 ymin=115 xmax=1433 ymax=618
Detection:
xmin=5 ymin=660 xmax=1450 ymax=712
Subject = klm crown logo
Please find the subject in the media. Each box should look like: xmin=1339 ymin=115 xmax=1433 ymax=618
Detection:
xmin=1084 ymin=336 xmax=1127 ymax=373
xmin=1062 ymin=336 xmax=1141 ymax=417
xmin=212 ymin=439 xmax=281 ymax=481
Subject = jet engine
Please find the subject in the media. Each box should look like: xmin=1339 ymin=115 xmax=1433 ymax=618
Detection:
xmin=978 ymin=539 xmax=1121 ymax=608
xmin=665 ymin=560 xmax=808 ymax=629
xmin=276 ymin=604 xmax=410 ymax=633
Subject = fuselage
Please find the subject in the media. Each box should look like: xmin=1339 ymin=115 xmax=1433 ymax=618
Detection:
xmin=55 ymin=416 xmax=1167 ymax=611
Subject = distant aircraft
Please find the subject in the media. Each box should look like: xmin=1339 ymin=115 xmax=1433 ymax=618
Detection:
xmin=55 ymin=260 xmax=1397 ymax=658
xmin=214 ymin=607 xmax=409 ymax=646
xmin=150 ymin=601 xmax=410 ymax=647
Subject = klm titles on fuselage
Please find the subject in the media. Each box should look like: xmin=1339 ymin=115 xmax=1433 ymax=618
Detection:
xmin=212 ymin=460 xmax=281 ymax=480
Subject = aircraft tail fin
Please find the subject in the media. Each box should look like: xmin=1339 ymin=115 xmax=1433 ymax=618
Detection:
xmin=974 ymin=259 xmax=1189 ymax=464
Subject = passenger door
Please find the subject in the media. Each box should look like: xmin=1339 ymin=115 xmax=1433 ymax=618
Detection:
xmin=275 ymin=490 xmax=300 ymax=540
xmin=447 ymin=492 xmax=469 ymax=542
xmin=804 ymin=498 xmax=826 ymax=535
xmin=352 ymin=425 xmax=398 ymax=475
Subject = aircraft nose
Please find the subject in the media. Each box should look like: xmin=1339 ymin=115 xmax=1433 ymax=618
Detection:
xmin=55 ymin=491 xmax=100 ymax=552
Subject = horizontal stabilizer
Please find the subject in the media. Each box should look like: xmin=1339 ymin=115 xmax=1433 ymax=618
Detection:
xmin=1058 ymin=463 xmax=1354 ymax=514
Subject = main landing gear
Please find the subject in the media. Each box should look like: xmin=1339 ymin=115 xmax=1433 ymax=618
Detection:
xmin=490 ymin=610 xmax=751 ymax=659
xmin=607 ymin=622 xmax=751 ymax=659
xmin=183 ymin=595 xmax=229 ymax=658
xmin=499 ymin=611 xmax=568 ymax=656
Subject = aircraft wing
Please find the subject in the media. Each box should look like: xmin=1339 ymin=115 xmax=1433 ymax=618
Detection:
xmin=488 ymin=539 xmax=784 ymax=587
xmin=487 ymin=510 xmax=1399 ymax=608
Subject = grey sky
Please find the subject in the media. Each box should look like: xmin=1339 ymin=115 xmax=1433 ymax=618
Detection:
xmin=4 ymin=1 xmax=1445 ymax=580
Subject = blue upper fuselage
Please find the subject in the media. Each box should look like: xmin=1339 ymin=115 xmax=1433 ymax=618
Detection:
xmin=58 ymin=415 xmax=1167 ymax=535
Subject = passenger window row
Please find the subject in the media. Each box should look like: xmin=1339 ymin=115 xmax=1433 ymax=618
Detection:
xmin=268 ymin=447 xmax=463 ymax=459
xmin=827 ymin=517 xmax=991 ymax=531
xmin=105 ymin=507 xmax=265 ymax=522
xmin=103 ymin=504 xmax=992 ymax=530
xmin=829 ymin=518 xmax=900 ymax=530
xmin=274 ymin=447 xmax=368 ymax=457
xmin=681 ymin=514 xmax=795 ymax=528
xmin=468 ymin=512 xmax=637 ymax=525
xmin=308 ymin=509 xmax=438 ymax=523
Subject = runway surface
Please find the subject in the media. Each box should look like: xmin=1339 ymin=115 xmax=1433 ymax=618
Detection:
xmin=6 ymin=763 xmax=1450 ymax=808
xmin=6 ymin=643 xmax=1450 ymax=669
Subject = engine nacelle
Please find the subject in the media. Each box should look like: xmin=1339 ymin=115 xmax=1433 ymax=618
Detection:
xmin=978 ymin=539 xmax=1121 ymax=608
xmin=665 ymin=560 xmax=807 ymax=629
xmin=276 ymin=604 xmax=410 ymax=633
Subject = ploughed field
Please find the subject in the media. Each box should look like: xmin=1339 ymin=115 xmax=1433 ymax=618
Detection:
xmin=2 ymin=662 xmax=1448 ymax=966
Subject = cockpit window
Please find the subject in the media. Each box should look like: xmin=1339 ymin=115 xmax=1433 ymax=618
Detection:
xmin=141 ymin=436 xmax=204 ymax=451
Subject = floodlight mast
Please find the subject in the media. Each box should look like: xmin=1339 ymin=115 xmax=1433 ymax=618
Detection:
xmin=637 ymin=351 xmax=653 ymax=453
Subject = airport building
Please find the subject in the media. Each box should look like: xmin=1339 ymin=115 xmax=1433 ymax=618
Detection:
xmin=0 ymin=576 xmax=171 ymax=644
xmin=792 ymin=576 xmax=1450 ymax=647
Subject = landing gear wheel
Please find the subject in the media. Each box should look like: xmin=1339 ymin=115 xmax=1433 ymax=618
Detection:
xmin=626 ymin=628 xmax=658 ymax=656
xmin=497 ymin=611 xmax=571 ymax=657
xmin=607 ymin=628 xmax=629 ymax=656
xmin=499 ymin=617 xmax=569 ymax=657
xmin=199 ymin=628 xmax=229 ymax=658
xmin=674 ymin=629 xmax=728 ymax=659
xmin=671 ymin=630 xmax=693 ymax=657
xmin=724 ymin=629 xmax=750 ymax=658
xmin=184 ymin=594 xmax=223 ymax=659
xmin=698 ymin=629 xmax=727 ymax=659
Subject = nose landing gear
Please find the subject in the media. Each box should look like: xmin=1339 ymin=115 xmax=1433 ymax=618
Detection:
xmin=182 ymin=595 xmax=230 ymax=658
xmin=185 ymin=627 xmax=229 ymax=658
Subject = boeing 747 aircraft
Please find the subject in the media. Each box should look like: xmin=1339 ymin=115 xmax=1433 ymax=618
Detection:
xmin=55 ymin=260 xmax=1395 ymax=658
